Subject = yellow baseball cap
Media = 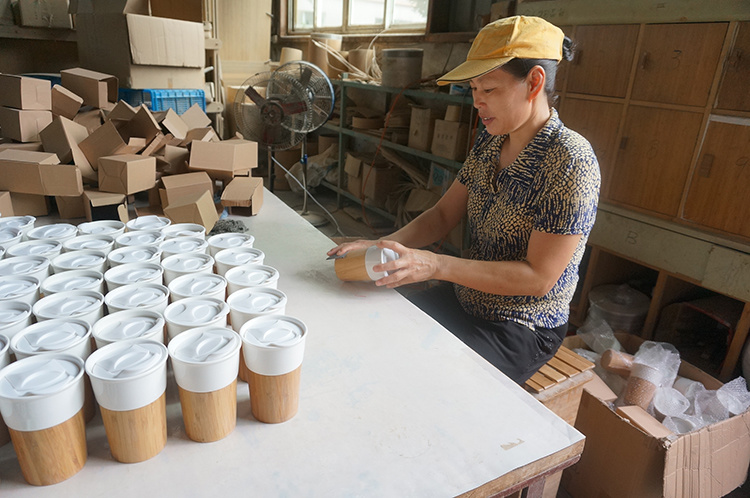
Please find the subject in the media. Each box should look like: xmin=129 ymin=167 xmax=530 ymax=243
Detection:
xmin=437 ymin=16 xmax=564 ymax=86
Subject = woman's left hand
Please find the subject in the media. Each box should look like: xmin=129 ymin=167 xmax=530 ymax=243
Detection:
xmin=372 ymin=240 xmax=441 ymax=288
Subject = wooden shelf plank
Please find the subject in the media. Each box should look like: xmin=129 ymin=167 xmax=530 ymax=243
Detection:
xmin=0 ymin=24 xmax=76 ymax=42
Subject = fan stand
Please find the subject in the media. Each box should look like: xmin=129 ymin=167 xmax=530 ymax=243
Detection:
xmin=296 ymin=139 xmax=328 ymax=227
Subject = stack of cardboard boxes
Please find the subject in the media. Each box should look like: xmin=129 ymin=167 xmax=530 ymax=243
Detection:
xmin=0 ymin=70 xmax=263 ymax=231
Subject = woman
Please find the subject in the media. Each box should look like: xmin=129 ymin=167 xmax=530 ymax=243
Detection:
xmin=327 ymin=16 xmax=600 ymax=384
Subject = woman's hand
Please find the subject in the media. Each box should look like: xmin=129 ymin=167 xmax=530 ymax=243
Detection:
xmin=372 ymin=240 xmax=442 ymax=288
xmin=326 ymin=239 xmax=378 ymax=259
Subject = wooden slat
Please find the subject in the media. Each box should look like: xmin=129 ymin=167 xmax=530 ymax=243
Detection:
xmin=529 ymin=372 xmax=556 ymax=390
xmin=547 ymin=356 xmax=580 ymax=378
xmin=556 ymin=346 xmax=595 ymax=371
xmin=525 ymin=378 xmax=545 ymax=393
xmin=539 ymin=364 xmax=567 ymax=383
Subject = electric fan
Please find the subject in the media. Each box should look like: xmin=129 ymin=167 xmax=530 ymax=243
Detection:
xmin=233 ymin=61 xmax=335 ymax=227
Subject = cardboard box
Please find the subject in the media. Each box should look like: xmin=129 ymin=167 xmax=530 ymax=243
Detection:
xmin=98 ymin=154 xmax=156 ymax=195
xmin=0 ymin=191 xmax=13 ymax=217
xmin=344 ymin=152 xmax=363 ymax=198
xmin=0 ymin=142 xmax=44 ymax=153
xmin=74 ymin=3 xmax=205 ymax=89
xmin=51 ymin=84 xmax=83 ymax=120
xmin=10 ymin=193 xmax=49 ymax=216
xmin=161 ymin=109 xmax=188 ymax=140
xmin=78 ymin=120 xmax=141 ymax=169
xmin=0 ymin=107 xmax=53 ymax=142
xmin=0 ymin=74 xmax=52 ymax=110
xmin=427 ymin=162 xmax=456 ymax=196
xmin=362 ymin=163 xmax=401 ymax=207
xmin=60 ymin=68 xmax=118 ymax=109
xmin=220 ymin=176 xmax=263 ymax=216
xmin=0 ymin=149 xmax=83 ymax=196
xmin=106 ymin=100 xmax=137 ymax=122
xmin=121 ymin=106 xmax=161 ymax=143
xmin=40 ymin=116 xmax=96 ymax=181
xmin=180 ymin=127 xmax=219 ymax=146
xmin=18 ymin=0 xmax=72 ymax=27
xmin=180 ymin=103 xmax=211 ymax=130
xmin=83 ymin=189 xmax=127 ymax=222
xmin=73 ymin=108 xmax=104 ymax=134
xmin=431 ymin=119 xmax=469 ymax=162
xmin=408 ymin=106 xmax=437 ymax=152
xmin=561 ymin=333 xmax=750 ymax=498
xmin=189 ymin=140 xmax=257 ymax=179
xmin=55 ymin=195 xmax=87 ymax=219
xmin=163 ymin=190 xmax=218 ymax=232
xmin=158 ymin=171 xmax=212 ymax=208
xmin=158 ymin=144 xmax=190 ymax=176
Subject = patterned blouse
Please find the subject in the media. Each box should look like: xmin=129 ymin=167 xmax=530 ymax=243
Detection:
xmin=455 ymin=109 xmax=600 ymax=330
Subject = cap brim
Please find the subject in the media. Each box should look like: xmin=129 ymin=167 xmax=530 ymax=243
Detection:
xmin=436 ymin=56 xmax=513 ymax=86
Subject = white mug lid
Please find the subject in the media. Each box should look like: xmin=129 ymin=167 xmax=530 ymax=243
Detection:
xmin=41 ymin=270 xmax=103 ymax=294
xmin=0 ymin=334 xmax=8 ymax=367
xmin=208 ymin=232 xmax=255 ymax=250
xmin=63 ymin=234 xmax=114 ymax=252
xmin=0 ymin=355 xmax=83 ymax=398
xmin=215 ymin=247 xmax=265 ymax=266
xmin=52 ymin=250 xmax=107 ymax=271
xmin=108 ymin=245 xmax=161 ymax=265
xmin=164 ymin=297 xmax=229 ymax=326
xmin=27 ymin=223 xmax=77 ymax=241
xmin=169 ymin=327 xmax=241 ymax=364
xmin=162 ymin=223 xmax=205 ymax=238
xmin=225 ymin=264 xmax=279 ymax=287
xmin=126 ymin=215 xmax=171 ymax=231
xmin=169 ymin=273 xmax=226 ymax=298
xmin=77 ymin=220 xmax=126 ymax=235
xmin=0 ymin=275 xmax=39 ymax=300
xmin=33 ymin=290 xmax=104 ymax=319
xmin=105 ymin=262 xmax=163 ymax=286
xmin=7 ymin=239 xmax=62 ymax=258
xmin=229 ymin=287 xmax=287 ymax=313
xmin=93 ymin=310 xmax=165 ymax=342
xmin=0 ymin=255 xmax=50 ymax=276
xmin=0 ymin=301 xmax=33 ymax=326
xmin=241 ymin=315 xmax=305 ymax=349
xmin=162 ymin=253 xmax=214 ymax=273
xmin=160 ymin=237 xmax=208 ymax=255
xmin=0 ymin=227 xmax=22 ymax=243
xmin=86 ymin=340 xmax=167 ymax=381
xmin=105 ymin=283 xmax=170 ymax=310
xmin=116 ymin=230 xmax=165 ymax=247
xmin=11 ymin=319 xmax=90 ymax=355
xmin=0 ymin=215 xmax=35 ymax=231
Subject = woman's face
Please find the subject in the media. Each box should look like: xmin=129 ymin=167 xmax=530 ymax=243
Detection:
xmin=470 ymin=68 xmax=532 ymax=136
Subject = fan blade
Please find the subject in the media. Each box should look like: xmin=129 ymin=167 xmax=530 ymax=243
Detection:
xmin=299 ymin=67 xmax=312 ymax=88
xmin=280 ymin=100 xmax=309 ymax=115
xmin=244 ymin=86 xmax=267 ymax=106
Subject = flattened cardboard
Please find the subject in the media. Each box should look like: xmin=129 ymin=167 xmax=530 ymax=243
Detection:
xmin=40 ymin=116 xmax=96 ymax=181
xmin=78 ymin=120 xmax=133 ymax=168
xmin=220 ymin=176 xmax=263 ymax=216
xmin=0 ymin=149 xmax=83 ymax=197
xmin=75 ymin=12 xmax=205 ymax=89
xmin=0 ymin=191 xmax=14 ymax=217
xmin=158 ymin=171 xmax=212 ymax=208
xmin=10 ymin=193 xmax=49 ymax=216
xmin=0 ymin=74 xmax=52 ymax=110
xmin=98 ymin=154 xmax=156 ymax=195
xmin=180 ymin=103 xmax=211 ymax=130
xmin=0 ymin=107 xmax=53 ymax=142
xmin=83 ymin=188 xmax=127 ymax=222
xmin=188 ymin=139 xmax=257 ymax=179
xmin=180 ymin=127 xmax=219 ymax=146
xmin=60 ymin=67 xmax=118 ymax=108
xmin=51 ymin=84 xmax=83 ymax=119
xmin=161 ymin=109 xmax=188 ymax=140
xmin=18 ymin=0 xmax=73 ymax=28
xmin=163 ymin=190 xmax=218 ymax=232
xmin=55 ymin=195 xmax=87 ymax=219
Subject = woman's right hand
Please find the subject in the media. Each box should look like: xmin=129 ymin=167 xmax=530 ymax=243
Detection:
xmin=326 ymin=239 xmax=378 ymax=259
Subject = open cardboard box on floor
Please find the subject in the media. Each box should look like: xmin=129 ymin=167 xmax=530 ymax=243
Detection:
xmin=561 ymin=333 xmax=750 ymax=498
xmin=163 ymin=190 xmax=218 ymax=232
xmin=188 ymin=139 xmax=257 ymax=179
xmin=157 ymin=171 xmax=213 ymax=210
xmin=0 ymin=191 xmax=14 ymax=217
xmin=221 ymin=176 xmax=263 ymax=216
xmin=83 ymin=189 xmax=127 ymax=222
xmin=0 ymin=149 xmax=83 ymax=197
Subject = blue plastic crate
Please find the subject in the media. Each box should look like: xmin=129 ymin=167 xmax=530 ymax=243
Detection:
xmin=118 ymin=88 xmax=206 ymax=113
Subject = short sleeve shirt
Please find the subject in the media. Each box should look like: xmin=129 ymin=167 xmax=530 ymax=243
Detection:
xmin=455 ymin=109 xmax=600 ymax=330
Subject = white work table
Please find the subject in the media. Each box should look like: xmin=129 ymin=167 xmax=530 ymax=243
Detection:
xmin=0 ymin=190 xmax=584 ymax=497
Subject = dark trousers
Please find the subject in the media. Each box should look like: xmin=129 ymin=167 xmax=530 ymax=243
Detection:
xmin=405 ymin=283 xmax=567 ymax=385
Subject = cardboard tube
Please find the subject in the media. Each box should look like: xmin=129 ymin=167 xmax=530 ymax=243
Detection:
xmin=100 ymin=393 xmax=167 ymax=463
xmin=279 ymin=47 xmax=303 ymax=65
xmin=10 ymin=409 xmax=86 ymax=486
xmin=334 ymin=248 xmax=371 ymax=281
xmin=178 ymin=380 xmax=237 ymax=443
xmin=248 ymin=366 xmax=301 ymax=424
